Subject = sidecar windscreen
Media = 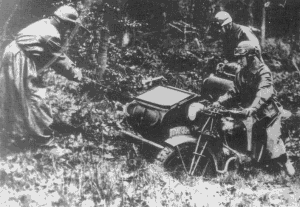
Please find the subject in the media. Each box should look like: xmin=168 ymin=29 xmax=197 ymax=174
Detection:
xmin=135 ymin=86 xmax=196 ymax=109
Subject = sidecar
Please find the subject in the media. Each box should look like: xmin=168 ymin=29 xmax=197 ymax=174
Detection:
xmin=122 ymin=85 xmax=211 ymax=177
xmin=123 ymin=85 xmax=200 ymax=145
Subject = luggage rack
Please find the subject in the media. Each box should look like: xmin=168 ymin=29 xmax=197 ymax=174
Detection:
xmin=134 ymin=85 xmax=200 ymax=111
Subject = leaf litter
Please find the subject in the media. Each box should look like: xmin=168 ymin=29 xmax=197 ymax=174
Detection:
xmin=0 ymin=66 xmax=300 ymax=207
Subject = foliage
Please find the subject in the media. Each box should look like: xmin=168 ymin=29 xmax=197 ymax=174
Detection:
xmin=273 ymin=71 xmax=300 ymax=151
xmin=274 ymin=71 xmax=300 ymax=110
xmin=0 ymin=134 xmax=300 ymax=206
xmin=263 ymin=38 xmax=291 ymax=71
xmin=2 ymin=0 xmax=300 ymax=206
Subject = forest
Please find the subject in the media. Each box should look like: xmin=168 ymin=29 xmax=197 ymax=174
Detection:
xmin=1 ymin=0 xmax=300 ymax=206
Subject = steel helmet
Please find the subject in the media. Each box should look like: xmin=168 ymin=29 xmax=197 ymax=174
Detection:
xmin=54 ymin=5 xmax=80 ymax=24
xmin=215 ymin=11 xmax=232 ymax=26
xmin=234 ymin=41 xmax=260 ymax=57
xmin=54 ymin=5 xmax=89 ymax=33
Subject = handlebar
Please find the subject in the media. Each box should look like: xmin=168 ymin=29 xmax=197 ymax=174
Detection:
xmin=219 ymin=109 xmax=246 ymax=116
xmin=201 ymin=106 xmax=247 ymax=118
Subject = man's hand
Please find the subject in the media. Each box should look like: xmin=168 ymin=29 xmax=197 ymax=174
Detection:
xmin=73 ymin=67 xmax=83 ymax=82
xmin=212 ymin=101 xmax=221 ymax=108
xmin=242 ymin=107 xmax=257 ymax=117
xmin=216 ymin=63 xmax=225 ymax=73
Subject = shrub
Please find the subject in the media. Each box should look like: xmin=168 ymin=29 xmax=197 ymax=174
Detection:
xmin=263 ymin=38 xmax=300 ymax=73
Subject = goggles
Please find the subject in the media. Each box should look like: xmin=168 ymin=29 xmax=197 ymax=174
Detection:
xmin=234 ymin=47 xmax=248 ymax=57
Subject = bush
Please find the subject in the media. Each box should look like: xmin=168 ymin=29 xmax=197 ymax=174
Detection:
xmin=263 ymin=38 xmax=290 ymax=71
xmin=263 ymin=38 xmax=300 ymax=73
xmin=274 ymin=71 xmax=300 ymax=139
xmin=274 ymin=71 xmax=300 ymax=110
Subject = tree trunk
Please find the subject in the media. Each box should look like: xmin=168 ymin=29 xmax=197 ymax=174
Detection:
xmin=0 ymin=3 xmax=18 ymax=52
xmin=261 ymin=2 xmax=266 ymax=48
xmin=95 ymin=0 xmax=129 ymax=80
xmin=297 ymin=7 xmax=300 ymax=42
xmin=97 ymin=12 xmax=110 ymax=80
xmin=247 ymin=0 xmax=254 ymax=26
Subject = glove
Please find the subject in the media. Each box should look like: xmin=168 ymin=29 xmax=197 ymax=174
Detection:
xmin=212 ymin=101 xmax=221 ymax=108
xmin=216 ymin=63 xmax=225 ymax=73
xmin=73 ymin=67 xmax=83 ymax=82
xmin=242 ymin=107 xmax=257 ymax=117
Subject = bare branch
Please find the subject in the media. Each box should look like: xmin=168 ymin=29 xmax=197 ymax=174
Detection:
xmin=168 ymin=23 xmax=183 ymax=33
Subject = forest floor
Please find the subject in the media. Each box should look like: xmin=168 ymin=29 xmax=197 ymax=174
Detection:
xmin=0 ymin=72 xmax=300 ymax=207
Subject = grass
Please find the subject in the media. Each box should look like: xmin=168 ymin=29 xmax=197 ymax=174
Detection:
xmin=1 ymin=140 xmax=300 ymax=207
xmin=1 ymin=72 xmax=300 ymax=207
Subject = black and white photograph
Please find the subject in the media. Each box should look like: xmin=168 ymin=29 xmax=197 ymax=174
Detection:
xmin=0 ymin=0 xmax=300 ymax=206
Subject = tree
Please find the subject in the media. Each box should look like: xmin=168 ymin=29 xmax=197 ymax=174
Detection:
xmin=246 ymin=0 xmax=254 ymax=26
xmin=261 ymin=0 xmax=266 ymax=47
xmin=0 ymin=2 xmax=18 ymax=53
xmin=92 ymin=0 xmax=129 ymax=79
xmin=97 ymin=10 xmax=110 ymax=80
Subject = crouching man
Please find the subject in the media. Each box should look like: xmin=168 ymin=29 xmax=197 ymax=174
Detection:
xmin=0 ymin=5 xmax=86 ymax=149
xmin=212 ymin=41 xmax=295 ymax=176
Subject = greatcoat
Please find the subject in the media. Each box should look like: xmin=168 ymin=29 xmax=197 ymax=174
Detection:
xmin=217 ymin=64 xmax=286 ymax=159
xmin=0 ymin=18 xmax=79 ymax=143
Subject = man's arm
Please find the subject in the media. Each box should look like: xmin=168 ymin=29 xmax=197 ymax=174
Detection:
xmin=45 ymin=36 xmax=81 ymax=81
xmin=240 ymin=26 xmax=261 ymax=52
xmin=249 ymin=68 xmax=274 ymax=110
xmin=214 ymin=88 xmax=239 ymax=107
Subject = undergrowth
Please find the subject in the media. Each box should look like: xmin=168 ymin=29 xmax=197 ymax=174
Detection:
xmin=0 ymin=70 xmax=300 ymax=207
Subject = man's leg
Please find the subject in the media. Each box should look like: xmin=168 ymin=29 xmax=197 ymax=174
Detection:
xmin=266 ymin=116 xmax=295 ymax=176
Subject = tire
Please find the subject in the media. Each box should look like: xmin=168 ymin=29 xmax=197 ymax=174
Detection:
xmin=155 ymin=142 xmax=216 ymax=179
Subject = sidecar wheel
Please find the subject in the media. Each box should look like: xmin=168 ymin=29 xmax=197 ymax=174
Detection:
xmin=155 ymin=143 xmax=216 ymax=179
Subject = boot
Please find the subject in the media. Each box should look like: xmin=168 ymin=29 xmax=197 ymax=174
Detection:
xmin=275 ymin=154 xmax=295 ymax=176
xmin=49 ymin=121 xmax=82 ymax=135
xmin=284 ymin=159 xmax=295 ymax=176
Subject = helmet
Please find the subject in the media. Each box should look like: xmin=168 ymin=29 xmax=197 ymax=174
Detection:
xmin=215 ymin=11 xmax=232 ymax=26
xmin=54 ymin=5 xmax=79 ymax=24
xmin=54 ymin=5 xmax=89 ymax=33
xmin=234 ymin=41 xmax=260 ymax=57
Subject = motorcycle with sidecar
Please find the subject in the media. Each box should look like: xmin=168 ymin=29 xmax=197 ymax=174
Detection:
xmin=121 ymin=73 xmax=291 ymax=178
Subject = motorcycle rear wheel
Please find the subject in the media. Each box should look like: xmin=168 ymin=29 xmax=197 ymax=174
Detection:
xmin=155 ymin=142 xmax=216 ymax=179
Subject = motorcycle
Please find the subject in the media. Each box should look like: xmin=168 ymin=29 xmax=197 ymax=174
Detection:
xmin=121 ymin=74 xmax=291 ymax=178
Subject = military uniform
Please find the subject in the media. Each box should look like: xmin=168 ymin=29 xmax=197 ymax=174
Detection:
xmin=0 ymin=18 xmax=79 ymax=143
xmin=217 ymin=64 xmax=286 ymax=160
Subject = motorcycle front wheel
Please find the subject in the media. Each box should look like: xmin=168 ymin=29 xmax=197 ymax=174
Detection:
xmin=155 ymin=142 xmax=216 ymax=179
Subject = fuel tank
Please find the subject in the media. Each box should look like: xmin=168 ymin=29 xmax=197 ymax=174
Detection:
xmin=201 ymin=74 xmax=234 ymax=101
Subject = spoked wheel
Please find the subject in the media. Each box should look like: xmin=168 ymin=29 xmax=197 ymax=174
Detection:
xmin=155 ymin=142 xmax=216 ymax=179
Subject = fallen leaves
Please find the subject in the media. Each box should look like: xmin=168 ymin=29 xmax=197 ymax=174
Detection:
xmin=49 ymin=147 xmax=72 ymax=158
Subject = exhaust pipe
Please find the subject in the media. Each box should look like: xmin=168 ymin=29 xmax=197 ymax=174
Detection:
xmin=121 ymin=130 xmax=164 ymax=150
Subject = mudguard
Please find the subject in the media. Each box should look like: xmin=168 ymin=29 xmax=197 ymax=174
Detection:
xmin=164 ymin=135 xmax=236 ymax=174
xmin=164 ymin=135 xmax=197 ymax=147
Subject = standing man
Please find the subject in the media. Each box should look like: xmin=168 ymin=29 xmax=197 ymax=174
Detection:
xmin=212 ymin=41 xmax=295 ymax=176
xmin=0 ymin=5 xmax=86 ymax=148
xmin=214 ymin=11 xmax=262 ymax=63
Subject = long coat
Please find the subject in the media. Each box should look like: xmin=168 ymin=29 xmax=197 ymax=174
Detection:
xmin=0 ymin=18 xmax=79 ymax=143
xmin=218 ymin=64 xmax=286 ymax=159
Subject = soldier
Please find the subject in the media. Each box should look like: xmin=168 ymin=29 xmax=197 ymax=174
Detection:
xmin=212 ymin=41 xmax=295 ymax=176
xmin=214 ymin=11 xmax=262 ymax=63
xmin=0 ymin=5 xmax=86 ymax=149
